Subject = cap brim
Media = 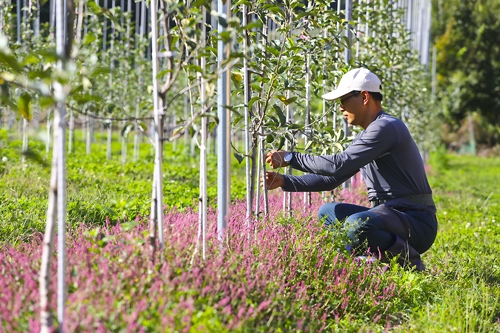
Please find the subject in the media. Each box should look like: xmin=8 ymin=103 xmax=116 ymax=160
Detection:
xmin=321 ymin=88 xmax=350 ymax=101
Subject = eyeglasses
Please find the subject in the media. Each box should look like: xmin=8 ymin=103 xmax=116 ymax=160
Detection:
xmin=339 ymin=91 xmax=361 ymax=106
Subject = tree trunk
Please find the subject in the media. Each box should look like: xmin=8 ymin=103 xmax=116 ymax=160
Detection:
xmin=39 ymin=145 xmax=58 ymax=333
xmin=106 ymin=121 xmax=112 ymax=160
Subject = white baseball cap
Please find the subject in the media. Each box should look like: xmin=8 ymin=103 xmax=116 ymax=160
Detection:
xmin=321 ymin=68 xmax=381 ymax=101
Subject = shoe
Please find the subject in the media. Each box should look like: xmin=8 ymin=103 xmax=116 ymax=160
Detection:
xmin=354 ymin=255 xmax=378 ymax=264
xmin=384 ymin=235 xmax=426 ymax=272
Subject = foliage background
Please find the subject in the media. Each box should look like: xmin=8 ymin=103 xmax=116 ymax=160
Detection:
xmin=432 ymin=0 xmax=500 ymax=149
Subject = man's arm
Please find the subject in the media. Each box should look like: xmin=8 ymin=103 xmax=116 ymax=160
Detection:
xmin=262 ymin=171 xmax=353 ymax=192
xmin=282 ymin=172 xmax=356 ymax=192
xmin=290 ymin=120 xmax=397 ymax=178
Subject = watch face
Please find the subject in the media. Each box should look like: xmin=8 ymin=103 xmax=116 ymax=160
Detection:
xmin=285 ymin=153 xmax=292 ymax=162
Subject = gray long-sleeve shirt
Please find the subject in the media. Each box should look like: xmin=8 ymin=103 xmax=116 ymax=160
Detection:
xmin=283 ymin=111 xmax=432 ymax=201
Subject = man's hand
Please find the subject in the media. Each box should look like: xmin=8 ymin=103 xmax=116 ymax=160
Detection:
xmin=261 ymin=171 xmax=285 ymax=190
xmin=265 ymin=150 xmax=289 ymax=168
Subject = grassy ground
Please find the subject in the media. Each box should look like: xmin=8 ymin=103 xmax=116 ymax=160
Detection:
xmin=0 ymin=128 xmax=247 ymax=244
xmin=1 ymin=129 xmax=499 ymax=331
xmin=394 ymin=152 xmax=500 ymax=332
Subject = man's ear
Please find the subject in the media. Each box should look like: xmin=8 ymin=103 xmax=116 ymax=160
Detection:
xmin=362 ymin=90 xmax=370 ymax=105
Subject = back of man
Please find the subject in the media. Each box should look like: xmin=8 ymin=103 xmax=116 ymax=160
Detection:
xmin=354 ymin=112 xmax=432 ymax=201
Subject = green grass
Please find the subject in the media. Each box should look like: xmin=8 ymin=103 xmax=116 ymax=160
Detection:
xmin=389 ymin=153 xmax=500 ymax=332
xmin=0 ymin=128 xmax=247 ymax=244
xmin=1 ymin=128 xmax=500 ymax=331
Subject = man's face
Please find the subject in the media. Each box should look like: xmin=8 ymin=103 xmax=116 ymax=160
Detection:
xmin=339 ymin=91 xmax=363 ymax=126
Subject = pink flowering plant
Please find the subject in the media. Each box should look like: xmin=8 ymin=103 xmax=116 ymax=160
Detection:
xmin=1 ymin=185 xmax=431 ymax=332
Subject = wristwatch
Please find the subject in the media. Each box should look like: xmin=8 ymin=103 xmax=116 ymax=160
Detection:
xmin=284 ymin=152 xmax=293 ymax=163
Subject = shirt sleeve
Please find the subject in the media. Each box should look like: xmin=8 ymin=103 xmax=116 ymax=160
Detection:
xmin=282 ymin=172 xmax=355 ymax=192
xmin=289 ymin=119 xmax=399 ymax=178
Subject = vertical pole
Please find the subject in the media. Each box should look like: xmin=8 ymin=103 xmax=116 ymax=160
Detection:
xmin=199 ymin=6 xmax=207 ymax=259
xmin=423 ymin=0 xmax=431 ymax=65
xmin=35 ymin=0 xmax=40 ymax=37
xmin=365 ymin=0 xmax=370 ymax=50
xmin=344 ymin=0 xmax=352 ymax=65
xmin=303 ymin=51 xmax=311 ymax=206
xmin=322 ymin=28 xmax=328 ymax=126
xmin=407 ymin=0 xmax=413 ymax=44
xmin=431 ymin=46 xmax=436 ymax=99
xmin=56 ymin=0 xmax=68 ymax=329
xmin=334 ymin=0 xmax=342 ymax=132
xmin=102 ymin=0 xmax=107 ymax=50
xmin=342 ymin=0 xmax=352 ymax=190
xmin=16 ymin=0 xmax=21 ymax=43
xmin=135 ymin=1 xmax=140 ymax=48
xmin=50 ymin=0 xmax=55 ymax=40
xmin=121 ymin=0 xmax=125 ymax=28
xmin=356 ymin=0 xmax=361 ymax=59
xmin=242 ymin=3 xmax=253 ymax=226
xmin=217 ymin=0 xmax=231 ymax=242
xmin=283 ymin=13 xmax=292 ymax=216
xmin=150 ymin=0 xmax=164 ymax=250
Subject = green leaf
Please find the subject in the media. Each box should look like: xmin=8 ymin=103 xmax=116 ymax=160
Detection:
xmin=104 ymin=103 xmax=117 ymax=114
xmin=190 ymin=0 xmax=211 ymax=7
xmin=288 ymin=123 xmax=302 ymax=130
xmin=248 ymin=96 xmax=260 ymax=110
xmin=90 ymin=67 xmax=111 ymax=77
xmin=83 ymin=33 xmax=97 ymax=45
xmin=262 ymin=4 xmax=285 ymax=17
xmin=239 ymin=21 xmax=262 ymax=32
xmin=184 ymin=64 xmax=203 ymax=73
xmin=277 ymin=136 xmax=285 ymax=150
xmin=265 ymin=45 xmax=280 ymax=57
xmin=36 ymin=50 xmax=60 ymax=63
xmin=39 ymin=96 xmax=55 ymax=110
xmin=121 ymin=123 xmax=133 ymax=138
xmin=137 ymin=121 xmax=147 ymax=132
xmin=333 ymin=142 xmax=344 ymax=152
xmin=304 ymin=140 xmax=313 ymax=152
xmin=208 ymin=121 xmax=217 ymax=133
xmin=21 ymin=54 xmax=41 ymax=66
xmin=233 ymin=152 xmax=244 ymax=164
xmin=22 ymin=148 xmax=49 ymax=167
xmin=18 ymin=92 xmax=32 ymax=121
xmin=273 ymin=104 xmax=287 ymax=126
xmin=277 ymin=96 xmax=297 ymax=106
xmin=232 ymin=114 xmax=243 ymax=126
xmin=268 ymin=115 xmax=279 ymax=127
xmin=0 ymin=51 xmax=23 ymax=73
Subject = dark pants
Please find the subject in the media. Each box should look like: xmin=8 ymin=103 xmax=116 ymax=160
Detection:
xmin=318 ymin=202 xmax=438 ymax=255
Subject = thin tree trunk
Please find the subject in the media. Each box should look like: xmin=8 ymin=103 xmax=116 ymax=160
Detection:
xmin=133 ymin=104 xmax=140 ymax=161
xmin=150 ymin=0 xmax=164 ymax=256
xmin=198 ymin=5 xmax=207 ymax=260
xmin=40 ymin=0 xmax=70 ymax=326
xmin=121 ymin=126 xmax=127 ymax=164
xmin=75 ymin=0 xmax=85 ymax=43
xmin=303 ymin=51 xmax=311 ymax=206
xmin=106 ymin=121 xmax=112 ymax=159
xmin=39 ymin=144 xmax=58 ymax=333
xmin=242 ymin=3 xmax=254 ymax=226
xmin=46 ymin=113 xmax=52 ymax=157
xmin=68 ymin=110 xmax=74 ymax=154
xmin=22 ymin=118 xmax=28 ymax=164
xmin=283 ymin=13 xmax=293 ymax=216
xmin=256 ymin=17 xmax=269 ymax=218
xmin=86 ymin=115 xmax=91 ymax=154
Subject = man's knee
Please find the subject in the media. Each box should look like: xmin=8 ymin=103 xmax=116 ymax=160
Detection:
xmin=318 ymin=203 xmax=340 ymax=226
xmin=343 ymin=214 xmax=368 ymax=240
